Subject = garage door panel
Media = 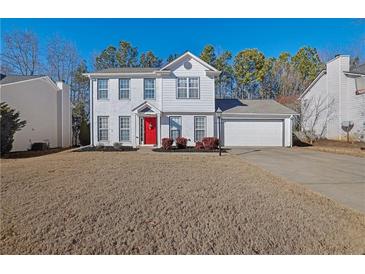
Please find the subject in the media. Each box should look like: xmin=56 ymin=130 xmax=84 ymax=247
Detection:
xmin=223 ymin=119 xmax=283 ymax=146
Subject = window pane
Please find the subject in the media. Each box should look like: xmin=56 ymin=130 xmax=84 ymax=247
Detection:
xmin=97 ymin=79 xmax=108 ymax=99
xmin=144 ymin=79 xmax=155 ymax=99
xmin=177 ymin=78 xmax=187 ymax=88
xmin=98 ymin=116 xmax=108 ymax=141
xmin=119 ymin=79 xmax=130 ymax=99
xmin=195 ymin=130 xmax=205 ymax=142
xmin=119 ymin=116 xmax=130 ymax=141
xmin=98 ymin=79 xmax=108 ymax=89
xmin=177 ymin=88 xmax=187 ymax=98
xmin=169 ymin=116 xmax=182 ymax=140
xmin=189 ymin=78 xmax=199 ymax=88
xmin=189 ymin=88 xmax=199 ymax=98
xmin=194 ymin=116 xmax=206 ymax=141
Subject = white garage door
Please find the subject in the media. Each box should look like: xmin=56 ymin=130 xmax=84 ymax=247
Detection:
xmin=223 ymin=119 xmax=284 ymax=146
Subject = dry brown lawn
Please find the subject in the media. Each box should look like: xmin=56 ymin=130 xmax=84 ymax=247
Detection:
xmin=1 ymin=150 xmax=364 ymax=254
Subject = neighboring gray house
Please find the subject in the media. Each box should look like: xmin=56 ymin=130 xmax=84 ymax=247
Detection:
xmin=85 ymin=51 xmax=296 ymax=147
xmin=0 ymin=75 xmax=72 ymax=151
xmin=299 ymin=55 xmax=365 ymax=141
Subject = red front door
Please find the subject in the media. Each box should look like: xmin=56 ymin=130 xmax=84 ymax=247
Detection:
xmin=144 ymin=117 xmax=157 ymax=145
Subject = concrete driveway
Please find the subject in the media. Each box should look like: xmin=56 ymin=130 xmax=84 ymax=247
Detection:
xmin=229 ymin=147 xmax=365 ymax=213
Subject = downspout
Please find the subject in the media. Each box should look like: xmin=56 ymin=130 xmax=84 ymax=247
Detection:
xmin=90 ymin=78 xmax=94 ymax=146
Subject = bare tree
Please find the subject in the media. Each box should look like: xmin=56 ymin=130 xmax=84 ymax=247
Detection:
xmin=47 ymin=36 xmax=80 ymax=83
xmin=300 ymin=96 xmax=335 ymax=143
xmin=0 ymin=30 xmax=40 ymax=75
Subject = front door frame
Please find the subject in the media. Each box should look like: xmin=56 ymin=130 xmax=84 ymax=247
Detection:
xmin=139 ymin=115 xmax=158 ymax=146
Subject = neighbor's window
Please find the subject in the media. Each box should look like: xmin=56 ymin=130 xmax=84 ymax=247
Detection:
xmin=97 ymin=116 xmax=108 ymax=141
xmin=177 ymin=77 xmax=199 ymax=99
xmin=119 ymin=79 xmax=130 ymax=99
xmin=169 ymin=116 xmax=182 ymax=140
xmin=119 ymin=116 xmax=130 ymax=141
xmin=194 ymin=116 xmax=206 ymax=141
xmin=144 ymin=79 xmax=155 ymax=99
xmin=97 ymin=79 xmax=108 ymax=100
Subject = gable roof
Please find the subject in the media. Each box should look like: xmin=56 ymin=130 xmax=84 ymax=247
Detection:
xmin=160 ymin=51 xmax=219 ymax=72
xmin=0 ymin=75 xmax=45 ymax=85
xmin=216 ymin=99 xmax=297 ymax=115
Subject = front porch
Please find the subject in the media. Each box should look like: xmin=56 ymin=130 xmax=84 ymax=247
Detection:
xmin=132 ymin=101 xmax=162 ymax=147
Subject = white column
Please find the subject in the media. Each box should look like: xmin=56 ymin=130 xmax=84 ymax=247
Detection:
xmin=157 ymin=113 xmax=161 ymax=147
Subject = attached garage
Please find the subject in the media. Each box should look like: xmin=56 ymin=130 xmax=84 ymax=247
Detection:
xmin=223 ymin=119 xmax=284 ymax=146
xmin=216 ymin=99 xmax=298 ymax=147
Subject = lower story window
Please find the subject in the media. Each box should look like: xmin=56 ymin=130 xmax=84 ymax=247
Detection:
xmin=169 ymin=116 xmax=182 ymax=140
xmin=194 ymin=116 xmax=206 ymax=141
xmin=97 ymin=116 xmax=108 ymax=141
xmin=119 ymin=116 xmax=131 ymax=141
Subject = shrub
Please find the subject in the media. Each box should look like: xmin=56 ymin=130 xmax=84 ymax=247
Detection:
xmin=79 ymin=119 xmax=90 ymax=146
xmin=175 ymin=137 xmax=188 ymax=149
xmin=162 ymin=138 xmax=173 ymax=150
xmin=1 ymin=102 xmax=26 ymax=154
xmin=113 ymin=142 xmax=123 ymax=150
xmin=31 ymin=142 xmax=48 ymax=151
xmin=202 ymin=137 xmax=219 ymax=150
xmin=195 ymin=141 xmax=204 ymax=150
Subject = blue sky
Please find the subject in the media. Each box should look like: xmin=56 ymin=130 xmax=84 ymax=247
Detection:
xmin=2 ymin=18 xmax=364 ymax=68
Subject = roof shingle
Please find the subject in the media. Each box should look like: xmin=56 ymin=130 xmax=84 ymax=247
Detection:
xmin=216 ymin=99 xmax=297 ymax=115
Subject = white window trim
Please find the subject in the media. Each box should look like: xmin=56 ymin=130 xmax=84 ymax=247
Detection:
xmin=144 ymin=78 xmax=156 ymax=100
xmin=97 ymin=79 xmax=108 ymax=100
xmin=176 ymin=77 xmax=200 ymax=99
xmin=169 ymin=116 xmax=182 ymax=140
xmin=97 ymin=116 xmax=109 ymax=141
xmin=119 ymin=78 xmax=131 ymax=100
xmin=119 ymin=116 xmax=131 ymax=142
xmin=194 ymin=116 xmax=207 ymax=142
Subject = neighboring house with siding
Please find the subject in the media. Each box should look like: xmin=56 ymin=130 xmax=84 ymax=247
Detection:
xmin=299 ymin=55 xmax=365 ymax=141
xmin=84 ymin=52 xmax=296 ymax=148
xmin=0 ymin=75 xmax=72 ymax=151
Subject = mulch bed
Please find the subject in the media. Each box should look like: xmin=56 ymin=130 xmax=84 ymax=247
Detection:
xmin=153 ymin=147 xmax=227 ymax=153
xmin=75 ymin=146 xmax=138 ymax=152
xmin=1 ymin=147 xmax=71 ymax=159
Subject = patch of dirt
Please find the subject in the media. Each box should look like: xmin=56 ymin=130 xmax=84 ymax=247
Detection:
xmin=1 ymin=151 xmax=364 ymax=254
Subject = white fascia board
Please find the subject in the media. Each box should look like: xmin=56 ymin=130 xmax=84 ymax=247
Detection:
xmin=160 ymin=51 xmax=219 ymax=72
xmin=221 ymin=113 xmax=297 ymax=119
xmin=83 ymin=72 xmax=161 ymax=78
xmin=0 ymin=76 xmax=60 ymax=92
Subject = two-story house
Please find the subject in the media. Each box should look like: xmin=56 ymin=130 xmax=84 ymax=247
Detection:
xmin=0 ymin=75 xmax=72 ymax=152
xmin=85 ymin=52 xmax=296 ymax=147
xmin=299 ymin=55 xmax=365 ymax=141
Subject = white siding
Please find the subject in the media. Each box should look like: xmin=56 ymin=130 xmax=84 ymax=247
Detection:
xmin=301 ymin=74 xmax=331 ymax=138
xmin=161 ymin=114 xmax=214 ymax=146
xmin=162 ymin=57 xmax=215 ymax=112
xmin=347 ymin=76 xmax=365 ymax=140
xmin=301 ymin=55 xmax=365 ymax=141
xmin=0 ymin=78 xmax=71 ymax=151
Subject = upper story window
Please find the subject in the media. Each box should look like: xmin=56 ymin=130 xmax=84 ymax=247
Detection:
xmin=177 ymin=77 xmax=199 ymax=99
xmin=97 ymin=79 xmax=108 ymax=100
xmin=119 ymin=79 xmax=130 ymax=99
xmin=144 ymin=79 xmax=155 ymax=100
